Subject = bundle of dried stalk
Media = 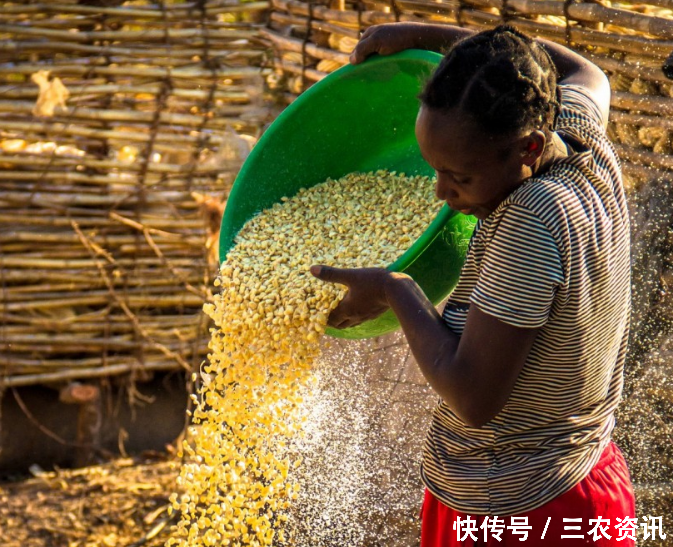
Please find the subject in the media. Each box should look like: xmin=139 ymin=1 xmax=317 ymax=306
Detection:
xmin=0 ymin=453 xmax=179 ymax=547
xmin=0 ymin=0 xmax=273 ymax=388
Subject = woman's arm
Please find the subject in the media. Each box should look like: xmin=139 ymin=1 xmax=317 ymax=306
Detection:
xmin=311 ymin=266 xmax=539 ymax=428
xmin=537 ymin=38 xmax=611 ymax=125
xmin=349 ymin=23 xmax=474 ymax=64
xmin=351 ymin=23 xmax=611 ymax=125
xmin=385 ymin=273 xmax=540 ymax=428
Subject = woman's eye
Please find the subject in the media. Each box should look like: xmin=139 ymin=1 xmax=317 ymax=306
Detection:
xmin=437 ymin=169 xmax=470 ymax=184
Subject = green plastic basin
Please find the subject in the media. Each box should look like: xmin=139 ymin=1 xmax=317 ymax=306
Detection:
xmin=219 ymin=50 xmax=477 ymax=339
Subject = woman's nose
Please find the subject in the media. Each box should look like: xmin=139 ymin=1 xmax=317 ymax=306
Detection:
xmin=435 ymin=173 xmax=458 ymax=201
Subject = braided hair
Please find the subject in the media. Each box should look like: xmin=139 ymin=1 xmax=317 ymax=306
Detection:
xmin=419 ymin=25 xmax=560 ymax=136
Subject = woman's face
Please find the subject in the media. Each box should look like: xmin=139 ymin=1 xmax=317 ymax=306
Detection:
xmin=415 ymin=105 xmax=531 ymax=220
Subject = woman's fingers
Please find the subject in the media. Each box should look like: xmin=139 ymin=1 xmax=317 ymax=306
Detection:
xmin=350 ymin=25 xmax=388 ymax=64
xmin=326 ymin=303 xmax=352 ymax=329
xmin=332 ymin=318 xmax=353 ymax=329
xmin=310 ymin=265 xmax=352 ymax=285
xmin=350 ymin=23 xmax=417 ymax=64
xmin=361 ymin=25 xmax=379 ymax=39
xmin=349 ymin=34 xmax=380 ymax=65
xmin=328 ymin=302 xmax=387 ymax=329
xmin=310 ymin=266 xmax=391 ymax=329
xmin=331 ymin=312 xmax=361 ymax=330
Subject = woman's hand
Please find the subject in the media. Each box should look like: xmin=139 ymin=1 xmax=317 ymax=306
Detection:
xmin=310 ymin=265 xmax=393 ymax=329
xmin=350 ymin=23 xmax=420 ymax=64
xmin=350 ymin=23 xmax=475 ymax=64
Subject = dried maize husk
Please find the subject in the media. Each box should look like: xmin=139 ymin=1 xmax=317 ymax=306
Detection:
xmin=281 ymin=52 xmax=305 ymax=65
xmin=615 ymin=123 xmax=643 ymax=148
xmin=630 ymin=78 xmax=659 ymax=96
xmin=328 ymin=33 xmax=358 ymax=53
xmin=638 ymin=127 xmax=667 ymax=148
xmin=316 ymin=59 xmax=344 ymax=73
xmin=653 ymin=132 xmax=672 ymax=155
xmin=610 ymin=73 xmax=634 ymax=92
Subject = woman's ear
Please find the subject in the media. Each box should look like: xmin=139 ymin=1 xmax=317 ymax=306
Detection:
xmin=519 ymin=131 xmax=546 ymax=167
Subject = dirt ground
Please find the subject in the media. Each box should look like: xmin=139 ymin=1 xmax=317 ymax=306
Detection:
xmin=1 ymin=331 xmax=670 ymax=547
xmin=0 ymin=335 xmax=431 ymax=547
xmin=0 ymin=453 xmax=180 ymax=547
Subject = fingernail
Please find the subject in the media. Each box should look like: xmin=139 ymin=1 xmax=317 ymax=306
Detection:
xmin=310 ymin=265 xmax=321 ymax=276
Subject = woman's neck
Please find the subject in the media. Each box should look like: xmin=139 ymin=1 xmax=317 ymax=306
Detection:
xmin=533 ymin=132 xmax=569 ymax=176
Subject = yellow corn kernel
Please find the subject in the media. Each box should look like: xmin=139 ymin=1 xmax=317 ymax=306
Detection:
xmin=169 ymin=170 xmax=441 ymax=546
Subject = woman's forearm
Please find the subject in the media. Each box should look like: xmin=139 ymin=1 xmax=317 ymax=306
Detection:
xmin=408 ymin=23 xmax=605 ymax=90
xmin=400 ymin=23 xmax=609 ymax=117
xmin=406 ymin=22 xmax=597 ymax=82
xmin=312 ymin=265 xmax=532 ymax=427
xmin=383 ymin=273 xmax=469 ymax=412
xmin=382 ymin=273 xmax=537 ymax=428
xmin=385 ymin=23 xmax=474 ymax=52
xmin=403 ymin=23 xmax=475 ymax=52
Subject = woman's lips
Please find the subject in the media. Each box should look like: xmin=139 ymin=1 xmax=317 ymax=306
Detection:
xmin=447 ymin=201 xmax=469 ymax=214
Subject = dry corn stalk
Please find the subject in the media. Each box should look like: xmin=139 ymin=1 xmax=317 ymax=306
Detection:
xmin=287 ymin=75 xmax=304 ymax=95
xmin=614 ymin=122 xmax=643 ymax=148
xmin=630 ymin=77 xmax=659 ymax=96
xmin=167 ymin=170 xmax=441 ymax=546
xmin=610 ymin=73 xmax=633 ymax=92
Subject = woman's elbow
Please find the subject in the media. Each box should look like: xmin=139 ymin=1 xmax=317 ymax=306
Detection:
xmin=451 ymin=400 xmax=499 ymax=429
xmin=460 ymin=412 xmax=494 ymax=429
xmin=432 ymin=377 xmax=501 ymax=428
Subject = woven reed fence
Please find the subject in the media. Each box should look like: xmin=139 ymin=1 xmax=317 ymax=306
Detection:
xmin=264 ymin=0 xmax=673 ymax=539
xmin=263 ymin=0 xmax=673 ymax=184
xmin=0 ymin=0 xmax=273 ymax=389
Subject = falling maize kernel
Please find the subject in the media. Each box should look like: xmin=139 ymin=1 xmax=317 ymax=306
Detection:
xmin=167 ymin=171 xmax=441 ymax=547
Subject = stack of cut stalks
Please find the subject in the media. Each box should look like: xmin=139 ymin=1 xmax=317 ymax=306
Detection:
xmin=0 ymin=0 xmax=272 ymax=388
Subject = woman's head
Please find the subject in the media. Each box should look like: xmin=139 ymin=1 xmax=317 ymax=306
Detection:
xmin=415 ymin=25 xmax=562 ymax=219
xmin=420 ymin=25 xmax=559 ymax=136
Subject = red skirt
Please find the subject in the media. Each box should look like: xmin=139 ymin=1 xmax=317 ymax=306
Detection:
xmin=420 ymin=442 xmax=636 ymax=547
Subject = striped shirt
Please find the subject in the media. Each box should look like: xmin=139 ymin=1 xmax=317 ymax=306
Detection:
xmin=421 ymin=84 xmax=631 ymax=515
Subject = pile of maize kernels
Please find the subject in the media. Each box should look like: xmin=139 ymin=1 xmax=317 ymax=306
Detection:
xmin=167 ymin=170 xmax=442 ymax=547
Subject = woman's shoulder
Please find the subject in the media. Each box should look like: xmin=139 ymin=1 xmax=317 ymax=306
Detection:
xmin=496 ymin=156 xmax=628 ymax=261
xmin=548 ymin=85 xmax=624 ymax=211
xmin=495 ymin=175 xmax=593 ymax=250
xmin=557 ymin=83 xmax=607 ymax=129
xmin=499 ymin=176 xmax=572 ymax=225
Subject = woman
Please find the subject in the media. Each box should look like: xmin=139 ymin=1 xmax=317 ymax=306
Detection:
xmin=311 ymin=23 xmax=635 ymax=546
